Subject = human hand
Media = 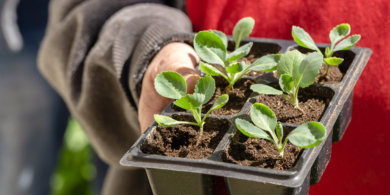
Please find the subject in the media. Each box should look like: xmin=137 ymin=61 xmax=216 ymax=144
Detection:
xmin=138 ymin=42 xmax=200 ymax=133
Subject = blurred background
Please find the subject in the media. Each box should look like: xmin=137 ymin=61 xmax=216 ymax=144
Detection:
xmin=0 ymin=0 xmax=105 ymax=194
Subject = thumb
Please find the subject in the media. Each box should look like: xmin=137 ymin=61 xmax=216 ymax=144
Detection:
xmin=138 ymin=43 xmax=200 ymax=133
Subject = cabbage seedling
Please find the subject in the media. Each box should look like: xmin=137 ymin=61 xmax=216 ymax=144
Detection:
xmin=235 ymin=103 xmax=326 ymax=157
xmin=250 ymin=50 xmax=323 ymax=115
xmin=194 ymin=17 xmax=281 ymax=93
xmin=292 ymin=24 xmax=361 ymax=78
xmin=153 ymin=71 xmax=229 ymax=145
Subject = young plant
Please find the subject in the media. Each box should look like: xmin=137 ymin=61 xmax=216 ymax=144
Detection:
xmin=235 ymin=103 xmax=326 ymax=157
xmin=194 ymin=17 xmax=281 ymax=93
xmin=250 ymin=50 xmax=323 ymax=115
xmin=153 ymin=71 xmax=229 ymax=145
xmin=292 ymin=24 xmax=361 ymax=78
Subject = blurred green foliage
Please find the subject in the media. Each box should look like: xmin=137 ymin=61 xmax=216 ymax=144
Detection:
xmin=50 ymin=118 xmax=96 ymax=195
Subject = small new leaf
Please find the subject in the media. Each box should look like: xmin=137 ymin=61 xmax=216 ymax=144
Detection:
xmin=287 ymin=122 xmax=326 ymax=148
xmin=195 ymin=76 xmax=215 ymax=104
xmin=194 ymin=31 xmax=227 ymax=67
xmin=329 ymin=23 xmax=350 ymax=45
xmin=155 ymin=71 xmax=187 ymax=99
xmin=324 ymin=57 xmax=344 ymax=66
xmin=233 ymin=17 xmax=255 ymax=49
xmin=292 ymin=26 xmax=320 ymax=52
xmin=210 ymin=94 xmax=229 ymax=111
xmin=174 ymin=93 xmax=205 ymax=110
xmin=334 ymin=35 xmax=361 ymax=51
xmin=276 ymin=122 xmax=283 ymax=144
xmin=249 ymin=54 xmax=282 ymax=72
xmin=154 ymin=115 xmax=195 ymax=127
xmin=199 ymin=61 xmax=225 ymax=76
xmin=250 ymin=103 xmax=277 ymax=133
xmin=235 ymin=118 xmax=273 ymax=141
xmin=226 ymin=42 xmax=253 ymax=62
xmin=250 ymin=84 xmax=283 ymax=95
xmin=279 ymin=74 xmax=293 ymax=93
xmin=226 ymin=61 xmax=245 ymax=74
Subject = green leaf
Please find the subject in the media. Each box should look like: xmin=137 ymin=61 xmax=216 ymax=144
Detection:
xmin=195 ymin=76 xmax=215 ymax=104
xmin=325 ymin=47 xmax=330 ymax=57
xmin=276 ymin=50 xmax=305 ymax=79
xmin=297 ymin=52 xmax=323 ymax=88
xmin=226 ymin=42 xmax=253 ymax=62
xmin=250 ymin=103 xmax=277 ymax=132
xmin=292 ymin=26 xmax=320 ymax=51
xmin=279 ymin=74 xmax=293 ymax=93
xmin=173 ymin=93 xmax=205 ymax=110
xmin=226 ymin=61 xmax=245 ymax=74
xmin=233 ymin=17 xmax=255 ymax=48
xmin=209 ymin=30 xmax=228 ymax=48
xmin=334 ymin=35 xmax=361 ymax=51
xmin=199 ymin=61 xmax=225 ymax=76
xmin=235 ymin=118 xmax=273 ymax=141
xmin=194 ymin=31 xmax=227 ymax=67
xmin=154 ymin=71 xmax=187 ymax=99
xmin=324 ymin=57 xmax=344 ymax=66
xmin=286 ymin=121 xmax=326 ymax=148
xmin=329 ymin=23 xmax=350 ymax=45
xmin=154 ymin=115 xmax=197 ymax=127
xmin=210 ymin=94 xmax=229 ymax=110
xmin=250 ymin=84 xmax=283 ymax=95
xmin=249 ymin=54 xmax=282 ymax=72
xmin=276 ymin=122 xmax=283 ymax=143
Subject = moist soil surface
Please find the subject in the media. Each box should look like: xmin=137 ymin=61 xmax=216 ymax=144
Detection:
xmin=222 ymin=126 xmax=303 ymax=170
xmin=141 ymin=115 xmax=231 ymax=159
xmin=173 ymin=76 xmax=255 ymax=116
xmin=294 ymin=47 xmax=355 ymax=85
xmin=256 ymin=84 xmax=333 ymax=125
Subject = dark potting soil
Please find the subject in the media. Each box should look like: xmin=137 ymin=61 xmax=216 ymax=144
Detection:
xmin=295 ymin=46 xmax=356 ymax=85
xmin=227 ymin=41 xmax=281 ymax=77
xmin=172 ymin=76 xmax=255 ymax=116
xmin=141 ymin=115 xmax=231 ymax=159
xmin=222 ymin=126 xmax=303 ymax=170
xmin=256 ymin=84 xmax=334 ymax=125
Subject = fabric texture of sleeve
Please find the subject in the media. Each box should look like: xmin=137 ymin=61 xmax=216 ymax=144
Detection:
xmin=38 ymin=0 xmax=192 ymax=169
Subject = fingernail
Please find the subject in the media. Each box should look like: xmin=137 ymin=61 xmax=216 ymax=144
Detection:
xmin=184 ymin=74 xmax=200 ymax=94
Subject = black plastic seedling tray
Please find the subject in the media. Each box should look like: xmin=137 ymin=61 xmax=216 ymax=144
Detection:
xmin=120 ymin=36 xmax=372 ymax=195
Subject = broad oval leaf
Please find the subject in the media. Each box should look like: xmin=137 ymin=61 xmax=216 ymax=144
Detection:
xmin=249 ymin=54 xmax=282 ymax=72
xmin=194 ymin=31 xmax=227 ymax=67
xmin=154 ymin=115 xmax=191 ymax=127
xmin=250 ymin=103 xmax=277 ymax=133
xmin=334 ymin=35 xmax=361 ymax=51
xmin=279 ymin=74 xmax=293 ymax=93
xmin=199 ymin=61 xmax=225 ymax=76
xmin=210 ymin=30 xmax=228 ymax=48
xmin=210 ymin=94 xmax=229 ymax=110
xmin=286 ymin=121 xmax=326 ymax=148
xmin=154 ymin=71 xmax=186 ymax=99
xmin=174 ymin=93 xmax=205 ymax=110
xmin=324 ymin=57 xmax=344 ymax=66
xmin=195 ymin=76 xmax=215 ymax=104
xmin=226 ymin=61 xmax=245 ymax=74
xmin=276 ymin=50 xmax=305 ymax=78
xmin=250 ymin=84 xmax=283 ymax=95
xmin=329 ymin=23 xmax=350 ymax=45
xmin=297 ymin=52 xmax=323 ymax=88
xmin=235 ymin=118 xmax=273 ymax=140
xmin=226 ymin=42 xmax=253 ymax=62
xmin=276 ymin=122 xmax=283 ymax=143
xmin=233 ymin=17 xmax=255 ymax=48
xmin=292 ymin=26 xmax=320 ymax=51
